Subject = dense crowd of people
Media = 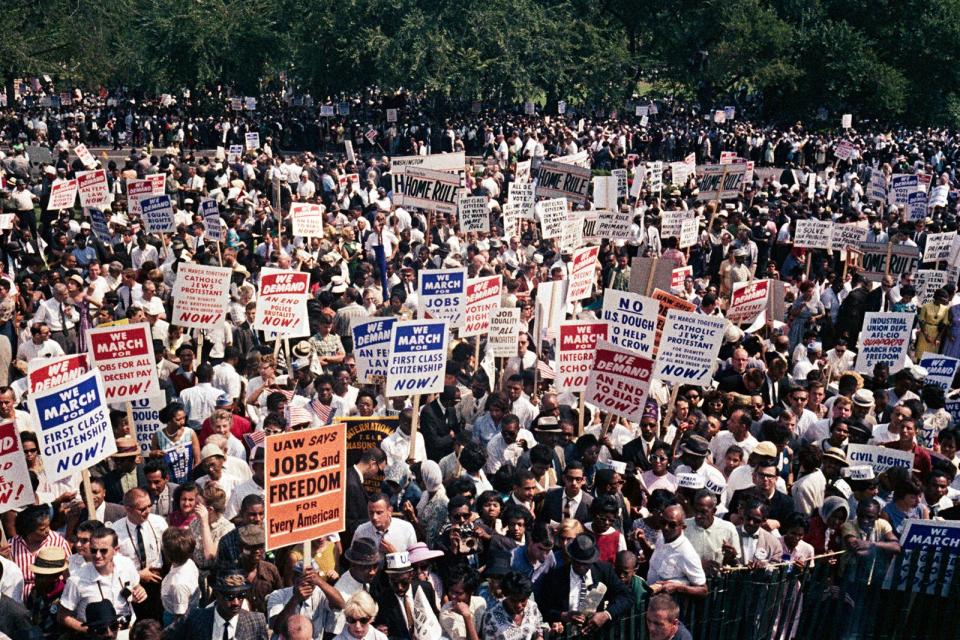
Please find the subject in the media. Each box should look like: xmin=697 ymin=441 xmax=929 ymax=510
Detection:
xmin=0 ymin=89 xmax=955 ymax=640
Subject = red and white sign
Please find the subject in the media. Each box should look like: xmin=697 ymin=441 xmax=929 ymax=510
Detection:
xmin=671 ymin=266 xmax=692 ymax=293
xmin=337 ymin=173 xmax=360 ymax=192
xmin=74 ymin=143 xmax=96 ymax=168
xmin=28 ymin=353 xmax=89 ymax=395
xmin=126 ymin=175 xmax=166 ymax=215
xmin=461 ymin=275 xmax=502 ymax=338
xmin=567 ymin=246 xmax=600 ymax=303
xmin=834 ymin=141 xmax=857 ymax=161
xmin=172 ymin=263 xmax=233 ymax=330
xmin=254 ymin=268 xmax=311 ymax=338
xmin=585 ymin=340 xmax=654 ymax=423
xmin=47 ymin=179 xmax=78 ymax=211
xmin=727 ymin=279 xmax=770 ymax=323
xmin=77 ymin=170 xmax=110 ymax=208
xmin=87 ymin=323 xmax=161 ymax=402
xmin=290 ymin=203 xmax=326 ymax=238
xmin=0 ymin=421 xmax=37 ymax=512
xmin=557 ymin=321 xmax=608 ymax=392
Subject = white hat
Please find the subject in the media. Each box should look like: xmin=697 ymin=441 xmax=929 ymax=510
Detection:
xmin=384 ymin=552 xmax=412 ymax=573
xmin=142 ymin=297 xmax=164 ymax=316
xmin=677 ymin=473 xmax=704 ymax=490
xmin=843 ymin=465 xmax=875 ymax=481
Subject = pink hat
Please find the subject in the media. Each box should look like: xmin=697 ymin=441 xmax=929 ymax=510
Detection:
xmin=407 ymin=542 xmax=444 ymax=564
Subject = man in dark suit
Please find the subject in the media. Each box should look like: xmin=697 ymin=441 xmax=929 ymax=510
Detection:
xmin=166 ymin=573 xmax=268 ymax=640
xmin=232 ymin=302 xmax=262 ymax=359
xmin=534 ymin=534 xmax=633 ymax=633
xmin=867 ymin=274 xmax=895 ymax=312
xmin=418 ymin=385 xmax=462 ymax=461
xmin=622 ymin=401 xmax=661 ymax=471
xmin=100 ymin=437 xmax=147 ymax=504
xmin=346 ymin=447 xmax=386 ymax=548
xmin=88 ymin=478 xmax=126 ymax=525
xmin=373 ymin=551 xmax=440 ymax=640
xmin=727 ymin=461 xmax=796 ymax=528
xmin=537 ymin=461 xmax=593 ymax=524
xmin=759 ymin=353 xmax=790 ymax=419
xmin=837 ymin=274 xmax=872 ymax=345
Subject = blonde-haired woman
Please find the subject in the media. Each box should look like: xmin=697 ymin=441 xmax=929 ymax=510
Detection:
xmin=334 ymin=591 xmax=387 ymax=640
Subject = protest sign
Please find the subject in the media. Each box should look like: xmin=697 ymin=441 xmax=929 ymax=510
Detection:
xmin=344 ymin=140 xmax=355 ymax=163
xmin=227 ymin=145 xmax=243 ymax=162
xmin=670 ymin=161 xmax=694 ymax=186
xmin=930 ymin=185 xmax=950 ymax=208
xmin=535 ymin=280 xmax=567 ymax=349
xmin=585 ymin=340 xmax=654 ymax=423
xmin=916 ymin=269 xmax=949 ymax=304
xmin=30 ymin=369 xmax=116 ymax=481
xmin=671 ymin=266 xmax=693 ymax=293
xmin=390 ymin=152 xmax=465 ymax=171
xmin=592 ymin=176 xmax=618 ymax=210
xmin=254 ymin=268 xmax=310 ymax=338
xmin=653 ymin=310 xmax=727 ymax=385
xmin=557 ymin=321 xmax=608 ymax=391
xmin=0 ymin=215 xmax=14 ymax=231
xmin=907 ymin=191 xmax=928 ymax=221
xmin=612 ymin=169 xmax=628 ymax=198
xmin=846 ymin=444 xmax=913 ymax=474
xmin=140 ymin=195 xmax=175 ymax=234
xmin=728 ymin=279 xmax=770 ymax=323
xmin=385 ymin=320 xmax=449 ymax=397
xmin=172 ymin=263 xmax=232 ymax=329
xmin=833 ymin=222 xmax=867 ymax=251
xmin=200 ymin=199 xmax=223 ymax=242
xmin=724 ymin=106 xmax=736 ymax=120
xmin=560 ymin=218 xmax=584 ymax=255
xmin=488 ymin=309 xmax=521 ymax=358
xmin=567 ymin=246 xmax=600 ymax=303
xmin=386 ymin=108 xmax=397 ymax=122
xmin=290 ymin=202 xmax=326 ymax=238
xmin=74 ymin=143 xmax=96 ymax=168
xmin=230 ymin=97 xmax=242 ymax=111
xmin=647 ymin=161 xmax=664 ymax=194
xmin=515 ymin=160 xmax=531 ymax=184
xmin=834 ymin=140 xmax=857 ymax=161
xmin=857 ymin=242 xmax=920 ymax=281
xmin=47 ymin=179 xmax=77 ymax=210
xmin=462 ymin=275 xmax=501 ymax=338
xmin=458 ymin=195 xmax=489 ymax=233
xmin=27 ymin=353 xmax=88 ymax=396
xmin=596 ymin=209 xmax=632 ymax=241
xmin=339 ymin=415 xmax=398 ymax=472
xmin=392 ymin=166 xmax=463 ymax=215
xmin=87 ymin=208 xmax=111 ymax=244
xmin=77 ymin=170 xmax=109 ymax=208
xmin=337 ymin=173 xmax=360 ymax=192
xmin=925 ymin=232 xmax=956 ymax=263
xmin=720 ymin=152 xmax=738 ymax=164
xmin=554 ymin=150 xmax=591 ymax=168
xmin=130 ymin=394 xmax=166 ymax=456
xmin=854 ymin=312 xmax=913 ymax=374
xmin=87 ymin=323 xmax=160 ymax=402
xmin=601 ymin=290 xmax=658 ymax=357
xmin=660 ymin=210 xmax=689 ymax=239
xmin=842 ymin=114 xmax=852 ymax=128
xmin=265 ymin=424 xmax=346 ymax=551
xmin=0 ymin=421 xmax=36 ymax=511
xmin=696 ymin=164 xmax=748 ymax=200
xmin=352 ymin=317 xmax=396 ymax=384
xmin=868 ymin=170 xmax=886 ymax=202
xmin=679 ymin=218 xmax=699 ymax=249
xmin=537 ymin=198 xmax=567 ymax=239
xmin=793 ymin=219 xmax=833 ymax=250
xmin=894 ymin=520 xmax=960 ymax=596
xmin=126 ymin=175 xmax=165 ymax=215
xmin=419 ymin=268 xmax=467 ymax=328
xmin=507 ymin=182 xmax=536 ymax=221
xmin=535 ymin=160 xmax=591 ymax=205
xmin=890 ymin=174 xmax=918 ymax=205
xmin=629 ymin=257 xmax=674 ymax=295
xmin=245 ymin=132 xmax=260 ymax=150
xmin=918 ymin=353 xmax=959 ymax=390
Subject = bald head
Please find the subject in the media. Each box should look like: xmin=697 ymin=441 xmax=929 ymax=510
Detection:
xmin=284 ymin=614 xmax=314 ymax=640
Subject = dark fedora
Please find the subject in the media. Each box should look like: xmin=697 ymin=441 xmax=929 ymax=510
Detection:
xmin=681 ymin=435 xmax=710 ymax=457
xmin=344 ymin=537 xmax=382 ymax=566
xmin=84 ymin=600 xmax=118 ymax=633
xmin=567 ymin=534 xmax=600 ymax=564
xmin=483 ymin=551 xmax=513 ymax=577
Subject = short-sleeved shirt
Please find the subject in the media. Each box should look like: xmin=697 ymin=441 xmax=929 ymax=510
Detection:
xmin=160 ymin=560 xmax=200 ymax=617
xmin=647 ymin=535 xmax=707 ymax=586
xmin=684 ymin=517 xmax=740 ymax=565
xmin=60 ymin=555 xmax=140 ymax=622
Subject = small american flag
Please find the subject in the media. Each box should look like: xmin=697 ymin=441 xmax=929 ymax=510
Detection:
xmin=244 ymin=430 xmax=266 ymax=449
xmin=536 ymin=359 xmax=555 ymax=379
xmin=286 ymin=405 xmax=313 ymax=427
xmin=276 ymin=389 xmax=295 ymax=402
xmin=310 ymin=399 xmax=333 ymax=425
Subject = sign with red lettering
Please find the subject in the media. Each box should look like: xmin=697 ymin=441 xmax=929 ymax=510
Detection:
xmin=265 ymin=424 xmax=346 ymax=551
xmin=86 ymin=323 xmax=160 ymax=403
xmin=461 ymin=275 xmax=502 ymax=338
xmin=254 ymin=268 xmax=310 ymax=338
xmin=126 ymin=175 xmax=166 ymax=215
xmin=557 ymin=321 xmax=608 ymax=392
xmin=727 ymin=279 xmax=770 ymax=323
xmin=671 ymin=266 xmax=692 ymax=293
xmin=172 ymin=263 xmax=233 ymax=329
xmin=0 ymin=421 xmax=36 ymax=511
xmin=28 ymin=353 xmax=88 ymax=396
xmin=47 ymin=179 xmax=78 ymax=211
xmin=77 ymin=169 xmax=110 ymax=208
xmin=567 ymin=246 xmax=600 ymax=303
xmin=585 ymin=340 xmax=654 ymax=423
xmin=290 ymin=203 xmax=326 ymax=238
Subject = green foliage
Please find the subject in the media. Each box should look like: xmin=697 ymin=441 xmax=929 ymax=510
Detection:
xmin=8 ymin=0 xmax=960 ymax=125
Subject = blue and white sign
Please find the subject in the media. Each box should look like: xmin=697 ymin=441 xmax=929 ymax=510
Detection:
xmin=140 ymin=194 xmax=175 ymax=234
xmin=918 ymin=354 xmax=959 ymax=390
xmin=352 ymin=317 xmax=396 ymax=384
xmin=86 ymin=208 xmax=112 ymax=244
xmin=890 ymin=174 xmax=919 ymax=205
xmin=385 ymin=320 xmax=449 ymax=398
xmin=892 ymin=519 xmax=960 ymax=596
xmin=601 ymin=290 xmax=658 ymax=357
xmin=29 ymin=368 xmax=116 ymax=481
xmin=418 ymin=268 xmax=467 ymax=329
xmin=200 ymin=199 xmax=224 ymax=242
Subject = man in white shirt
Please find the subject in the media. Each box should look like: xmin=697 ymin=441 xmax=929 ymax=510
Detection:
xmin=505 ymin=376 xmax=538 ymax=430
xmin=485 ymin=415 xmax=536 ymax=475
xmin=354 ymin=494 xmax=417 ymax=554
xmin=647 ymin=505 xmax=708 ymax=596
xmin=213 ymin=348 xmax=243 ymax=403
xmin=708 ymin=410 xmax=758 ymax=465
xmin=180 ymin=363 xmax=223 ymax=429
xmin=110 ymin=488 xmax=168 ymax=621
xmin=16 ymin=322 xmax=65 ymax=366
xmin=59 ymin=526 xmax=146 ymax=634
xmin=32 ymin=284 xmax=79 ymax=353
xmin=380 ymin=408 xmax=426 ymax=470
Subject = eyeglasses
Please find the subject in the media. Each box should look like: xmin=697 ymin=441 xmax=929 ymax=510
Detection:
xmin=650 ymin=455 xmax=669 ymax=462
xmin=22 ymin=448 xmax=37 ymax=455
xmin=91 ymin=548 xmax=112 ymax=555
xmin=754 ymin=471 xmax=778 ymax=480
xmin=347 ymin=616 xmax=371 ymax=625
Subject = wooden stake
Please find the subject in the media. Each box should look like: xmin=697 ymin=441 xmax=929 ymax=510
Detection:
xmin=645 ymin=257 xmax=659 ymax=296
xmin=216 ymin=242 xmax=223 ymax=267
xmin=407 ymin=394 xmax=421 ymax=464
xmin=81 ymin=469 xmax=96 ymax=521
xmin=661 ymin=386 xmax=681 ymax=439
xmin=885 ymin=242 xmax=893 ymax=276
xmin=804 ymin=252 xmax=812 ymax=280
xmin=599 ymin=413 xmax=615 ymax=440
xmin=125 ymin=401 xmax=138 ymax=445
xmin=578 ymin=393 xmax=585 ymax=436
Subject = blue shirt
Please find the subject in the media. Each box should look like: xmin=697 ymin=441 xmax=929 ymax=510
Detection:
xmin=510 ymin=544 xmax=557 ymax=585
xmin=472 ymin=413 xmax=500 ymax=449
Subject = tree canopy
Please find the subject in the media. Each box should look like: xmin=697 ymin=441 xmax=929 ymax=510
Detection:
xmin=7 ymin=0 xmax=960 ymax=124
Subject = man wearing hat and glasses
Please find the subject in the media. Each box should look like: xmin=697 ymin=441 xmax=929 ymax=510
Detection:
xmin=327 ymin=538 xmax=382 ymax=636
xmin=372 ymin=551 xmax=439 ymax=640
xmin=166 ymin=572 xmax=267 ymax=640
xmin=674 ymin=435 xmax=726 ymax=494
xmin=23 ymin=547 xmax=67 ymax=636
xmin=533 ymin=534 xmax=632 ymax=634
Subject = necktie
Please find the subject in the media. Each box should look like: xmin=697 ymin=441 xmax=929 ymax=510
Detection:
xmin=58 ymin=304 xmax=66 ymax=331
xmin=222 ymin=619 xmax=230 ymax=640
xmin=577 ymin=575 xmax=589 ymax=612
xmin=403 ymin=594 xmax=416 ymax=638
xmin=136 ymin=525 xmax=147 ymax=567
xmin=564 ymin=497 xmax=573 ymax=519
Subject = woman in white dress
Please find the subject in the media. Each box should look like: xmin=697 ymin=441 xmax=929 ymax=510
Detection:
xmin=334 ymin=591 xmax=388 ymax=640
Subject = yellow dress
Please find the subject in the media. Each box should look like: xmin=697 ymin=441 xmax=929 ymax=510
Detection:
xmin=916 ymin=302 xmax=949 ymax=356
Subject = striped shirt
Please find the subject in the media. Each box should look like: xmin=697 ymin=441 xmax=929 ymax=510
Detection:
xmin=11 ymin=532 xmax=71 ymax=598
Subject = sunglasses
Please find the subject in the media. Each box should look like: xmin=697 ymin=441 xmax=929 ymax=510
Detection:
xmin=23 ymin=448 xmax=38 ymax=455
xmin=91 ymin=548 xmax=112 ymax=555
xmin=347 ymin=616 xmax=371 ymax=625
